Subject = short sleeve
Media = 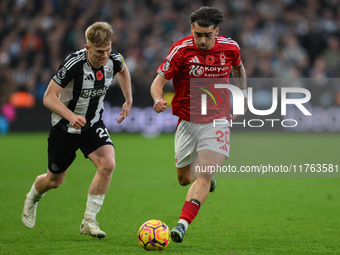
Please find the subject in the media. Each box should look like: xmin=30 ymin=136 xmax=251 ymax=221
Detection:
xmin=52 ymin=55 xmax=77 ymax=88
xmin=157 ymin=45 xmax=183 ymax=80
xmin=111 ymin=52 xmax=124 ymax=74
xmin=231 ymin=46 xmax=241 ymax=67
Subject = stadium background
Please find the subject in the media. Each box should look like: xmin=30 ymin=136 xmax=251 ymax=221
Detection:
xmin=0 ymin=0 xmax=339 ymax=134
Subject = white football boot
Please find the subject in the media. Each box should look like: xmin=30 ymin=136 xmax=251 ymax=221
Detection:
xmin=21 ymin=194 xmax=38 ymax=228
xmin=80 ymin=219 xmax=106 ymax=239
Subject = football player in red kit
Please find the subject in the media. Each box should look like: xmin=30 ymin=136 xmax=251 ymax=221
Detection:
xmin=151 ymin=6 xmax=247 ymax=243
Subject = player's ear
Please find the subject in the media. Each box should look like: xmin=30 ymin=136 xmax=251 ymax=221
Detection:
xmin=191 ymin=24 xmax=194 ymax=34
xmin=84 ymin=44 xmax=90 ymax=51
xmin=215 ymin=27 xmax=219 ymax=36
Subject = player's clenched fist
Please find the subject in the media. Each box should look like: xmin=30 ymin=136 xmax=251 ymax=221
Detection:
xmin=153 ymin=98 xmax=167 ymax=113
xmin=70 ymin=115 xmax=86 ymax=130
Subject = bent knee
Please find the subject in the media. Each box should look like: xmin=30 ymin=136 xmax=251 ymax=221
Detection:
xmin=105 ymin=159 xmax=115 ymax=172
xmin=98 ymin=159 xmax=116 ymax=176
xmin=178 ymin=176 xmax=191 ymax=186
xmin=44 ymin=172 xmax=66 ymax=189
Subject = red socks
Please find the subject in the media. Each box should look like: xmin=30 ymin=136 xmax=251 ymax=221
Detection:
xmin=179 ymin=200 xmax=201 ymax=224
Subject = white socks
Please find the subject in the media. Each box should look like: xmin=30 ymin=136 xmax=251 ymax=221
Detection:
xmin=178 ymin=219 xmax=189 ymax=231
xmin=27 ymin=183 xmax=45 ymax=202
xmin=84 ymin=194 xmax=105 ymax=220
xmin=27 ymin=185 xmax=105 ymax=221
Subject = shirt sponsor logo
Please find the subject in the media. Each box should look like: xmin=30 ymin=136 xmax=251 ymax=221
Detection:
xmin=189 ymin=65 xmax=204 ymax=77
xmin=81 ymin=86 xmax=109 ymax=98
xmin=189 ymin=65 xmax=229 ymax=77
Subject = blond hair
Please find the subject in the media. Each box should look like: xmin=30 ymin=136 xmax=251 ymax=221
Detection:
xmin=85 ymin=22 xmax=114 ymax=47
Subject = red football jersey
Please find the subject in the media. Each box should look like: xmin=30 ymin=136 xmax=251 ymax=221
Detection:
xmin=157 ymin=35 xmax=241 ymax=124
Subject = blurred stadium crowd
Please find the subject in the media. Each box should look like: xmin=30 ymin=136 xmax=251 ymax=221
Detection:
xmin=0 ymin=0 xmax=339 ymax=112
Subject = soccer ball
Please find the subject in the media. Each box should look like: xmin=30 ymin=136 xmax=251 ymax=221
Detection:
xmin=137 ymin=219 xmax=171 ymax=251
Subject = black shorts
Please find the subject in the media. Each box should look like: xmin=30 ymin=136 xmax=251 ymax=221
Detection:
xmin=47 ymin=120 xmax=113 ymax=174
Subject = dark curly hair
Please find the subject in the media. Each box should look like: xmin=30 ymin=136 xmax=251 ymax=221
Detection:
xmin=190 ymin=6 xmax=225 ymax=28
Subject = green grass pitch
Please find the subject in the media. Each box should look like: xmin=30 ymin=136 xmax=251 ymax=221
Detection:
xmin=0 ymin=132 xmax=339 ymax=254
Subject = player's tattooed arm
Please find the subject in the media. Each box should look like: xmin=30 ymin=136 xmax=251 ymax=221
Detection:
xmin=231 ymin=61 xmax=247 ymax=90
xmin=231 ymin=61 xmax=247 ymax=119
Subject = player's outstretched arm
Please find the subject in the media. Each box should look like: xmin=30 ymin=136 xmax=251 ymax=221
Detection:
xmin=150 ymin=74 xmax=169 ymax=113
xmin=231 ymin=61 xmax=248 ymax=120
xmin=117 ymin=62 xmax=133 ymax=123
xmin=43 ymin=80 xmax=86 ymax=129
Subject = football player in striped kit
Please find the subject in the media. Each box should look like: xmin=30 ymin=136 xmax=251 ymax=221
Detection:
xmin=151 ymin=7 xmax=247 ymax=243
xmin=22 ymin=22 xmax=132 ymax=239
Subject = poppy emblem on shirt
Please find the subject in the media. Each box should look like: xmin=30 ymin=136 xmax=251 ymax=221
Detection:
xmin=206 ymin=55 xmax=214 ymax=65
xmin=96 ymin=71 xmax=103 ymax=81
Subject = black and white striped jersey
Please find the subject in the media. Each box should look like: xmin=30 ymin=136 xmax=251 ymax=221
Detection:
xmin=52 ymin=48 xmax=123 ymax=134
